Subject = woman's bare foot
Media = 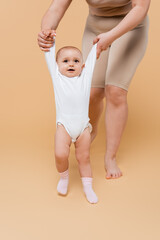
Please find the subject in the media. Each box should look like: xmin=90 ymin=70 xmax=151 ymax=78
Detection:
xmin=105 ymin=157 xmax=122 ymax=179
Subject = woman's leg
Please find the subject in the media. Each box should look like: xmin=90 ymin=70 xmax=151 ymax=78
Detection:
xmin=104 ymin=85 xmax=128 ymax=179
xmin=103 ymin=17 xmax=149 ymax=179
xmin=89 ymin=88 xmax=105 ymax=141
xmin=82 ymin=15 xmax=110 ymax=142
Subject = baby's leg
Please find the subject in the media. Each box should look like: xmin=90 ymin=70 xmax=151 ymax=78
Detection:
xmin=75 ymin=127 xmax=92 ymax=177
xmin=55 ymin=124 xmax=71 ymax=195
xmin=75 ymin=128 xmax=98 ymax=203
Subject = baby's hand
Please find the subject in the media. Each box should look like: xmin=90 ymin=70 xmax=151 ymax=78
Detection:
xmin=42 ymin=30 xmax=56 ymax=39
xmin=38 ymin=29 xmax=56 ymax=51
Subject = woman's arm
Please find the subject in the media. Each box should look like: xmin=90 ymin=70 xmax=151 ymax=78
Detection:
xmin=38 ymin=0 xmax=72 ymax=51
xmin=94 ymin=0 xmax=151 ymax=59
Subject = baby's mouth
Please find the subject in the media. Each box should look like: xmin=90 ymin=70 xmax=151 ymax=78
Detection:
xmin=68 ymin=68 xmax=75 ymax=72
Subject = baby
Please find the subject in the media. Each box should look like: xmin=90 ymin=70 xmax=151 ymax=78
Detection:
xmin=44 ymin=31 xmax=98 ymax=204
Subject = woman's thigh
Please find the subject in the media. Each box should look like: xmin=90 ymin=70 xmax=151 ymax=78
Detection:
xmin=105 ymin=16 xmax=149 ymax=90
xmin=82 ymin=17 xmax=110 ymax=88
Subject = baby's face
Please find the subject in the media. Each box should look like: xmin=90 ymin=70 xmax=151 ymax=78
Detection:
xmin=57 ymin=48 xmax=85 ymax=77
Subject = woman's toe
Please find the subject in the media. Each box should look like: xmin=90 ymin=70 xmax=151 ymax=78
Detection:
xmin=106 ymin=172 xmax=111 ymax=179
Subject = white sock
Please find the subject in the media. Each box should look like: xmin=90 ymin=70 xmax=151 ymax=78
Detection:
xmin=57 ymin=169 xmax=69 ymax=195
xmin=81 ymin=177 xmax=98 ymax=204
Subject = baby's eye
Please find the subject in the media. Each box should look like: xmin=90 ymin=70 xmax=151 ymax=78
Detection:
xmin=63 ymin=60 xmax=68 ymax=63
xmin=74 ymin=59 xmax=79 ymax=63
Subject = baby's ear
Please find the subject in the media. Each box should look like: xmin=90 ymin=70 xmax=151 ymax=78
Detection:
xmin=82 ymin=63 xmax=85 ymax=69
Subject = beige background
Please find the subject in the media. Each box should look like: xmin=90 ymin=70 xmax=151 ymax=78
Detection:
xmin=0 ymin=1 xmax=160 ymax=239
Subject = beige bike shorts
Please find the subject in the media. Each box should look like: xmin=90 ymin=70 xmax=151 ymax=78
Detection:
xmin=82 ymin=14 xmax=149 ymax=91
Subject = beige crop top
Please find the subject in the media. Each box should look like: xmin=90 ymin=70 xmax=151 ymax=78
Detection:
xmin=86 ymin=0 xmax=132 ymax=16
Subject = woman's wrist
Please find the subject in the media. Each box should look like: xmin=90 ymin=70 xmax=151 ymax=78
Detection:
xmin=105 ymin=31 xmax=116 ymax=45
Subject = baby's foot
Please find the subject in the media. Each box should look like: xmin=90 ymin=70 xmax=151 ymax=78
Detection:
xmin=84 ymin=186 xmax=98 ymax=204
xmin=81 ymin=177 xmax=98 ymax=204
xmin=105 ymin=158 xmax=122 ymax=179
xmin=57 ymin=169 xmax=69 ymax=195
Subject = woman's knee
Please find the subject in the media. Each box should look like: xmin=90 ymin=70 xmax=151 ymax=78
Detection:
xmin=105 ymin=85 xmax=128 ymax=106
xmin=90 ymin=87 xmax=105 ymax=104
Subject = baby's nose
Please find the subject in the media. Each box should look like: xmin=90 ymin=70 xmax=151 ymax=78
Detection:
xmin=69 ymin=62 xmax=74 ymax=66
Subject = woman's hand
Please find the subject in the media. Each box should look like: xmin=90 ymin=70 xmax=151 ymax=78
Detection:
xmin=93 ymin=32 xmax=113 ymax=59
xmin=37 ymin=29 xmax=56 ymax=52
xmin=93 ymin=0 xmax=151 ymax=59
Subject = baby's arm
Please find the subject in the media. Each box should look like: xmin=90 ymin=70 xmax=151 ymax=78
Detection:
xmin=84 ymin=43 xmax=97 ymax=77
xmin=44 ymin=37 xmax=57 ymax=79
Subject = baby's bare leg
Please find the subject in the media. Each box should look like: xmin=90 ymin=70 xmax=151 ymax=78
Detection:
xmin=55 ymin=124 xmax=71 ymax=195
xmin=55 ymin=124 xmax=71 ymax=172
xmin=75 ymin=127 xmax=92 ymax=177
xmin=75 ymin=128 xmax=98 ymax=203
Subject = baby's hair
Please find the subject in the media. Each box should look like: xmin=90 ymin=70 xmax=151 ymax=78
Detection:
xmin=56 ymin=46 xmax=83 ymax=62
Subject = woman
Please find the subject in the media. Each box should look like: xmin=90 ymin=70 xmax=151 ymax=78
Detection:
xmin=37 ymin=0 xmax=151 ymax=179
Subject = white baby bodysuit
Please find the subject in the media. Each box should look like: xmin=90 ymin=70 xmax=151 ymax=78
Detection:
xmin=45 ymin=42 xmax=97 ymax=142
